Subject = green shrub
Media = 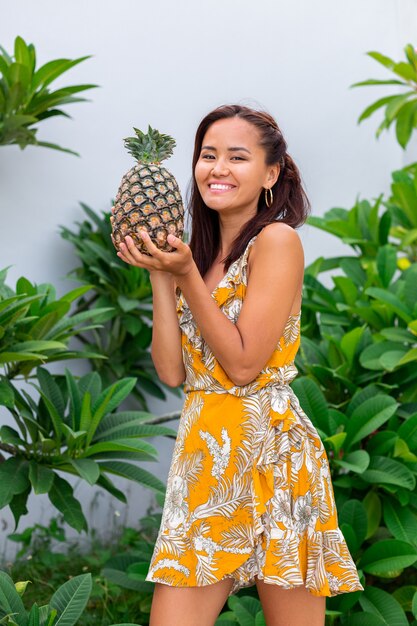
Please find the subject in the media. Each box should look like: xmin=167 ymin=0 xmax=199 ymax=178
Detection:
xmin=59 ymin=202 xmax=182 ymax=410
xmin=0 ymin=35 xmax=98 ymax=155
xmin=0 ymin=570 xmax=140 ymax=626
xmin=0 ymin=366 xmax=175 ymax=532
xmin=291 ymin=166 xmax=417 ymax=622
xmin=351 ymin=43 xmax=417 ymax=149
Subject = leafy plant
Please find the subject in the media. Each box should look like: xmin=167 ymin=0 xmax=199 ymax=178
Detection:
xmin=2 ymin=516 xmax=158 ymax=626
xmin=351 ymin=43 xmax=417 ymax=148
xmin=0 ymin=366 xmax=176 ymax=532
xmin=214 ymin=595 xmax=266 ymax=625
xmin=59 ymin=202 xmax=182 ymax=410
xmin=0 ymin=35 xmax=98 ymax=155
xmin=288 ymin=171 xmax=417 ymax=622
xmin=0 ymin=571 xmax=139 ymax=626
xmin=0 ymin=267 xmax=112 ymax=381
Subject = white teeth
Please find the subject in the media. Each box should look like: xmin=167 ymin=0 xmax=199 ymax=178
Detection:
xmin=210 ymin=184 xmax=234 ymax=190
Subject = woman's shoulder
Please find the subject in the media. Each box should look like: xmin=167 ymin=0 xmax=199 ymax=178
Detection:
xmin=250 ymin=222 xmax=304 ymax=261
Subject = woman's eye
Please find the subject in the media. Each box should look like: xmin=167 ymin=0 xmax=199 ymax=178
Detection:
xmin=231 ymin=156 xmax=245 ymax=161
xmin=201 ymin=154 xmax=214 ymax=159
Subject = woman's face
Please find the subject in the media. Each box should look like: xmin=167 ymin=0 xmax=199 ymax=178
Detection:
xmin=194 ymin=117 xmax=278 ymax=219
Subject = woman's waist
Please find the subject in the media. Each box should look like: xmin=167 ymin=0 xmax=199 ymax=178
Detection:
xmin=183 ymin=362 xmax=298 ymax=396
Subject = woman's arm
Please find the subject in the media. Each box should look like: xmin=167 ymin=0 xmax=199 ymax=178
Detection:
xmin=149 ymin=271 xmax=185 ymax=387
xmin=117 ymin=223 xmax=304 ymax=387
xmin=174 ymin=222 xmax=304 ymax=385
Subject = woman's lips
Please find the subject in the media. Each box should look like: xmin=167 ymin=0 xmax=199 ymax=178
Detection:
xmin=208 ymin=183 xmax=236 ymax=193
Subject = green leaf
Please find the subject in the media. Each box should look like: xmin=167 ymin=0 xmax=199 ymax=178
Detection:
xmin=359 ymin=539 xmax=417 ymax=576
xmin=290 ymin=377 xmax=329 ymax=434
xmin=49 ymin=573 xmax=92 ymax=626
xmin=65 ymin=368 xmax=81 ymax=431
xmin=32 ymin=55 xmax=92 ymax=90
xmin=365 ymin=287 xmax=413 ymax=322
xmin=69 ymin=459 xmax=100 ymax=485
xmin=398 ymin=414 xmax=417 ymax=451
xmin=380 ymin=327 xmax=415 ymax=343
xmin=339 ymin=499 xmax=368 ymax=547
xmin=360 ymin=341 xmax=407 ymax=371
xmin=395 ymin=100 xmax=417 ymax=149
xmin=359 ymin=584 xmax=408 ymax=626
xmin=367 ymin=50 xmax=396 ymax=70
xmin=383 ymin=497 xmax=417 ymax=545
xmin=99 ymin=461 xmax=165 ymax=494
xmin=91 ymin=378 xmax=137 ymax=416
xmin=9 ymin=487 xmax=30 ymax=530
xmin=79 ymin=391 xmax=92 ymax=435
xmin=227 ymin=595 xmax=261 ymax=625
xmin=335 ymin=450 xmax=370 ymax=473
xmin=82 ymin=438 xmax=158 ymax=460
xmin=339 ymin=326 xmax=365 ymax=366
xmin=344 ymin=614 xmax=386 ymax=626
xmin=0 ymin=571 xmax=27 ymax=625
xmin=377 ymin=245 xmax=397 ymax=287
xmin=0 ymin=425 xmax=25 ymax=445
xmin=393 ymin=585 xmax=417 ymax=613
xmin=48 ymin=474 xmax=87 ymax=532
xmin=0 ymin=457 xmax=29 ymax=508
xmin=361 ymin=456 xmax=416 ymax=490
xmin=28 ymin=602 xmax=40 ymax=626
xmin=37 ymin=366 xmax=66 ymax=417
xmin=0 ymin=380 xmax=15 ymax=408
xmin=12 ymin=340 xmax=67 ymax=352
xmin=28 ymin=461 xmax=54 ymax=494
xmin=357 ymin=95 xmax=402 ymax=123
xmin=59 ymin=284 xmax=93 ymax=303
xmin=86 ymin=378 xmax=137 ymax=444
xmin=96 ymin=474 xmax=127 ymax=503
xmin=397 ymin=348 xmax=417 ymax=367
xmin=344 ymin=395 xmax=398 ymax=449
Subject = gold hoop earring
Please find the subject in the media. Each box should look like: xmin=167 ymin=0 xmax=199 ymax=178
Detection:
xmin=264 ymin=187 xmax=273 ymax=208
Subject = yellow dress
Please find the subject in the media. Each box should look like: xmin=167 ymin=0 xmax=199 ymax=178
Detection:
xmin=145 ymin=233 xmax=364 ymax=597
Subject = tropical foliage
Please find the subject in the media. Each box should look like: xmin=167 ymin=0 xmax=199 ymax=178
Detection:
xmin=289 ymin=170 xmax=417 ymax=622
xmin=0 ymin=269 xmax=176 ymax=532
xmin=0 ymin=268 xmax=110 ymax=381
xmin=352 ymin=43 xmax=417 ymax=149
xmin=0 ymin=35 xmax=97 ymax=155
xmin=0 ymin=570 xmax=139 ymax=626
xmin=0 ymin=366 xmax=175 ymax=532
xmin=59 ymin=202 xmax=182 ymax=410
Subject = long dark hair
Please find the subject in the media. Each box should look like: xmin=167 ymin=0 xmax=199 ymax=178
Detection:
xmin=187 ymin=104 xmax=311 ymax=278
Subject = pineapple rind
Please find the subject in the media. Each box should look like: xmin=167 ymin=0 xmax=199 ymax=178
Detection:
xmin=112 ymin=163 xmax=184 ymax=256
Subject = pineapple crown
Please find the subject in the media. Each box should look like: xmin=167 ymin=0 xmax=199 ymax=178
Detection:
xmin=123 ymin=125 xmax=176 ymax=164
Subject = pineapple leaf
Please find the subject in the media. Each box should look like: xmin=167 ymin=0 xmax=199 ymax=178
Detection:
xmin=123 ymin=124 xmax=176 ymax=164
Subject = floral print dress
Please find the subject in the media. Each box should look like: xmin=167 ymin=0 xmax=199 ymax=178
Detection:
xmin=145 ymin=233 xmax=364 ymax=597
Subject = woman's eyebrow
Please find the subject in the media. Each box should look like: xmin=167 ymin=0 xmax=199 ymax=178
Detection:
xmin=201 ymin=145 xmax=252 ymax=154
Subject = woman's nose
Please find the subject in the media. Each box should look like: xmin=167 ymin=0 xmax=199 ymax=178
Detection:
xmin=211 ymin=159 xmax=230 ymax=176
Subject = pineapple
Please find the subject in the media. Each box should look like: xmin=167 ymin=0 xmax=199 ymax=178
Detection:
xmin=111 ymin=125 xmax=184 ymax=255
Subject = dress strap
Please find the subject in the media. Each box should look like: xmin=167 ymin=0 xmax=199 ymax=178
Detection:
xmin=239 ymin=235 xmax=259 ymax=286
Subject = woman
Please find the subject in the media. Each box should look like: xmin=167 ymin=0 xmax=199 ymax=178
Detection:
xmin=113 ymin=104 xmax=363 ymax=626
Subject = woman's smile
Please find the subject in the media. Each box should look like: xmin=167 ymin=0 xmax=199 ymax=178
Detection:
xmin=208 ymin=182 xmax=237 ymax=194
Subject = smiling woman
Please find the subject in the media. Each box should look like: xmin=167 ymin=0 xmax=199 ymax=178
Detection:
xmin=114 ymin=104 xmax=363 ymax=626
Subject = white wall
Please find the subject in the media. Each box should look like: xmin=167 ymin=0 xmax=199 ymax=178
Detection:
xmin=1 ymin=0 xmax=416 ymax=558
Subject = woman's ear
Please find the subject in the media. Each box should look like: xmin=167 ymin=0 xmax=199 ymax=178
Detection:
xmin=266 ymin=164 xmax=280 ymax=188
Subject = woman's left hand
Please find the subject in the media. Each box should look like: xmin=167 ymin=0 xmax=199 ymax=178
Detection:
xmin=114 ymin=231 xmax=194 ymax=278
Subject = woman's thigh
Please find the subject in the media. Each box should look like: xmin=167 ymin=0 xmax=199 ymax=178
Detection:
xmin=255 ymin=577 xmax=326 ymax=626
xmin=149 ymin=577 xmax=234 ymax=626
